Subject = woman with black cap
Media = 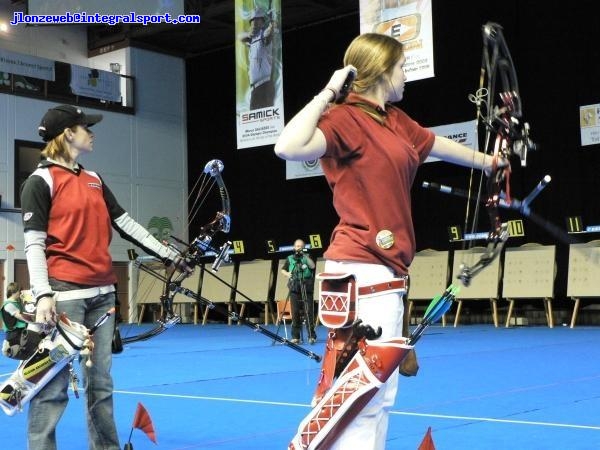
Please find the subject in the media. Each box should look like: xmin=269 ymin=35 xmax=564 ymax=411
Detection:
xmin=20 ymin=104 xmax=190 ymax=450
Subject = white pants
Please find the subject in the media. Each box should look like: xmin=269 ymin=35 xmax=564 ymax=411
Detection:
xmin=324 ymin=260 xmax=404 ymax=450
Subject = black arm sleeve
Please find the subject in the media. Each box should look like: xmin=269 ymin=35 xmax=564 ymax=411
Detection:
xmin=20 ymin=175 xmax=51 ymax=232
xmin=101 ymin=179 xmax=127 ymax=220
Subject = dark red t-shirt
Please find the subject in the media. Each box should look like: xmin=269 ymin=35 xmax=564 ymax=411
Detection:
xmin=318 ymin=94 xmax=435 ymax=276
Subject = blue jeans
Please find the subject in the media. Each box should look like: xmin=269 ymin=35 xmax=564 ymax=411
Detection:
xmin=28 ymin=292 xmax=120 ymax=450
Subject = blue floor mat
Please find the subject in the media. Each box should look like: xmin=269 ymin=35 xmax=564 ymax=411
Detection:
xmin=2 ymin=323 xmax=599 ymax=449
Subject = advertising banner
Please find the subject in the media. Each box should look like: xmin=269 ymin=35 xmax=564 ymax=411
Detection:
xmin=235 ymin=0 xmax=285 ymax=149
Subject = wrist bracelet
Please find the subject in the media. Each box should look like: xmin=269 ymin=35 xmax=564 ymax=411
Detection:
xmin=322 ymin=87 xmax=338 ymax=102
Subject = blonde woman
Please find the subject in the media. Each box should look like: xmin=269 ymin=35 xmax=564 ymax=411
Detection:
xmin=276 ymin=33 xmax=502 ymax=449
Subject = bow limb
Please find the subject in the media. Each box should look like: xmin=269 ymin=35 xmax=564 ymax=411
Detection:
xmin=120 ymin=260 xmax=176 ymax=345
xmin=200 ymin=159 xmax=231 ymax=234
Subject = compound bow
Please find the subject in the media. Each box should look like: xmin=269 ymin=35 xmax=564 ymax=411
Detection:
xmin=120 ymin=159 xmax=231 ymax=344
xmin=425 ymin=23 xmax=572 ymax=286
xmin=456 ymin=22 xmax=533 ymax=285
xmin=119 ymin=159 xmax=321 ymax=362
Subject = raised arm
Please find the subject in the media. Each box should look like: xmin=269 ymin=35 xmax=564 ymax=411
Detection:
xmin=274 ymin=65 xmax=356 ymax=161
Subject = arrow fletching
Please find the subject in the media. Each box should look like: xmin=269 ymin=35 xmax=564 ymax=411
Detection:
xmin=423 ymin=294 xmax=442 ymax=318
xmin=423 ymin=285 xmax=458 ymax=325
xmin=408 ymin=285 xmax=459 ymax=345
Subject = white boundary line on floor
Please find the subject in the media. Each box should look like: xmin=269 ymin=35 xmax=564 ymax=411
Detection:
xmin=114 ymin=389 xmax=600 ymax=431
xmin=390 ymin=411 xmax=600 ymax=430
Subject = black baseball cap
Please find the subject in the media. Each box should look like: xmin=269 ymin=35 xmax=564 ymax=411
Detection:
xmin=38 ymin=104 xmax=103 ymax=142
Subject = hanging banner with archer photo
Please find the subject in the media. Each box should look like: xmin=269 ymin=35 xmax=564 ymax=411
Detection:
xmin=359 ymin=0 xmax=434 ymax=82
xmin=235 ymin=0 xmax=285 ymax=149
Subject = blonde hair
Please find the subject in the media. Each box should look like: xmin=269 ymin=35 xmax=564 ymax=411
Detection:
xmin=343 ymin=33 xmax=404 ymax=94
xmin=41 ymin=127 xmax=76 ymax=163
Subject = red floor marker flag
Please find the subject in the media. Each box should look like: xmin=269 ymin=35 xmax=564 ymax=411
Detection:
xmin=125 ymin=402 xmax=157 ymax=448
xmin=417 ymin=426 xmax=435 ymax=450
